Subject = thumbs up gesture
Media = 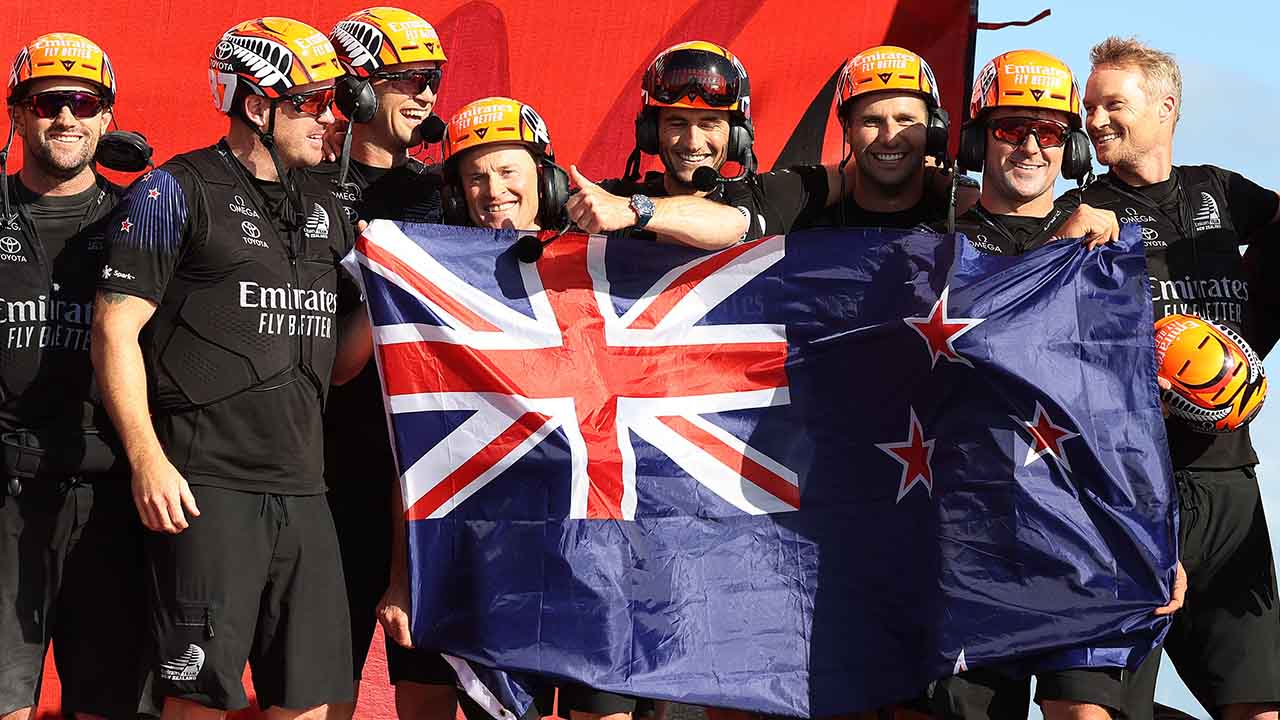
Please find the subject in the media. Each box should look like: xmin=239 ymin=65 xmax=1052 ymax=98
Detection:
xmin=565 ymin=164 xmax=641 ymax=233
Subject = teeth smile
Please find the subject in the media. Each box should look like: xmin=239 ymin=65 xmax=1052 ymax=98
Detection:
xmin=486 ymin=201 xmax=517 ymax=213
xmin=675 ymin=152 xmax=710 ymax=163
xmin=873 ymin=152 xmax=905 ymax=161
xmin=1095 ymin=133 xmax=1120 ymax=143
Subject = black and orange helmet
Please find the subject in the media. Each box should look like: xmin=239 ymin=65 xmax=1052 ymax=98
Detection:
xmin=970 ymin=49 xmax=1082 ymax=127
xmin=209 ymin=17 xmax=345 ymax=113
xmin=835 ymin=45 xmax=940 ymax=119
xmin=1154 ymin=314 xmax=1268 ymax=434
xmin=330 ymin=7 xmax=447 ymax=78
xmin=641 ymin=41 xmax=750 ymax=119
xmin=441 ymin=96 xmax=553 ymax=169
xmin=8 ymin=32 xmax=116 ymax=104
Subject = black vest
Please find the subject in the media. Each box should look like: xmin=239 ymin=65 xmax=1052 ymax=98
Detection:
xmin=1080 ymin=166 xmax=1256 ymax=469
xmin=144 ymin=145 xmax=349 ymax=412
xmin=0 ymin=178 xmax=115 ymax=430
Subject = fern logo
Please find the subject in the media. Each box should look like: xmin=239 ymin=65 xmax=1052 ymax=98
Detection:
xmin=331 ymin=21 xmax=383 ymax=73
xmin=227 ymin=35 xmax=293 ymax=93
xmin=304 ymin=204 xmax=330 ymax=240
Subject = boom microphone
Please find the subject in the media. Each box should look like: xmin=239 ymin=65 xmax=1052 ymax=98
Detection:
xmin=515 ymin=234 xmax=551 ymax=263
xmin=418 ymin=115 xmax=447 ymax=144
xmin=692 ymin=166 xmax=722 ymax=192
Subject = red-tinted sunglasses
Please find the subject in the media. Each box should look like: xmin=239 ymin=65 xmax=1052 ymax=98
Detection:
xmin=989 ymin=116 xmax=1070 ymax=149
xmin=21 ymin=90 xmax=107 ymax=119
xmin=372 ymin=67 xmax=442 ymax=96
xmin=274 ymin=87 xmax=336 ymax=117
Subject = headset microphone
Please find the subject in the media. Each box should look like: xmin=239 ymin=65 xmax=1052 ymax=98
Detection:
xmin=418 ymin=115 xmax=446 ymax=144
xmin=692 ymin=166 xmax=721 ymax=192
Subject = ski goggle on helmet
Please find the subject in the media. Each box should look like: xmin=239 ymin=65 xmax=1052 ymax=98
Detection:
xmin=330 ymin=6 xmax=447 ymax=79
xmin=969 ymin=49 xmax=1083 ymax=128
xmin=8 ymin=32 xmax=116 ymax=105
xmin=209 ymin=17 xmax=345 ymax=114
xmin=835 ymin=45 xmax=940 ymax=119
xmin=641 ymin=41 xmax=750 ymax=117
xmin=442 ymin=96 xmax=554 ymax=169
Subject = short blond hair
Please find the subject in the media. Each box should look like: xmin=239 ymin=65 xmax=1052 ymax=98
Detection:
xmin=1090 ymin=36 xmax=1182 ymax=122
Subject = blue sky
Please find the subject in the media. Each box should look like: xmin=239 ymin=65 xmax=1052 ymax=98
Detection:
xmin=973 ymin=1 xmax=1279 ymax=717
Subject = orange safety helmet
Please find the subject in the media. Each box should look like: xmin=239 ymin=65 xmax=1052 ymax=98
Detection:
xmin=8 ymin=32 xmax=116 ymax=103
xmin=209 ymin=17 xmax=345 ymax=113
xmin=835 ymin=45 xmax=941 ymax=118
xmin=330 ymin=7 xmax=447 ymax=78
xmin=969 ymin=49 xmax=1082 ymax=126
xmin=640 ymin=40 xmax=750 ymax=116
xmin=442 ymin=96 xmax=554 ymax=167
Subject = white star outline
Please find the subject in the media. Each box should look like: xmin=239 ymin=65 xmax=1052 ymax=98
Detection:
xmin=1010 ymin=401 xmax=1080 ymax=470
xmin=903 ymin=286 xmax=985 ymax=368
xmin=875 ymin=407 xmax=936 ymax=503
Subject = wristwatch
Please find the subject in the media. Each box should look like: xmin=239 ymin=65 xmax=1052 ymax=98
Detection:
xmin=629 ymin=194 xmax=656 ymax=229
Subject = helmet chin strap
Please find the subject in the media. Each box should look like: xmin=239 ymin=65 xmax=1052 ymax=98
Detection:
xmin=253 ymin=103 xmax=305 ymax=228
xmin=0 ymin=118 xmax=17 ymax=227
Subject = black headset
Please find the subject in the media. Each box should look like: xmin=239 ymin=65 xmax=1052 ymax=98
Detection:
xmin=442 ymin=154 xmax=570 ymax=229
xmin=957 ymin=116 xmax=1092 ymax=181
xmin=634 ymin=106 xmax=756 ymax=170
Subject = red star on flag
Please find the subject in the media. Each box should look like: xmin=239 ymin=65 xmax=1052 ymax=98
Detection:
xmin=1012 ymin=401 xmax=1079 ymax=470
xmin=147 ymin=188 xmax=160 ymax=199
xmin=119 ymin=218 xmax=133 ymax=233
xmin=904 ymin=286 xmax=984 ymax=368
xmin=876 ymin=407 xmax=935 ymax=502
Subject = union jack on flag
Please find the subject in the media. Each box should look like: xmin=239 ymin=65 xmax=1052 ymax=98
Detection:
xmin=346 ymin=222 xmax=799 ymax=522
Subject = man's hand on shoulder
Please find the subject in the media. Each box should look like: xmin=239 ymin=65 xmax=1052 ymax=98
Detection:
xmin=565 ymin=165 xmax=639 ymax=233
xmin=1053 ymin=203 xmax=1119 ymax=250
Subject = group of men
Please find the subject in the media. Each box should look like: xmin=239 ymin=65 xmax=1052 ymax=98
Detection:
xmin=0 ymin=8 xmax=1276 ymax=720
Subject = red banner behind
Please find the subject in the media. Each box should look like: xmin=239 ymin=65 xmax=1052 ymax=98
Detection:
xmin=2 ymin=0 xmax=976 ymax=178
xmin=8 ymin=1 xmax=975 ymax=717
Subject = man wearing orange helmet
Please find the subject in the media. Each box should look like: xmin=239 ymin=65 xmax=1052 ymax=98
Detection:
xmin=318 ymin=10 xmax=459 ymax=720
xmin=754 ymin=45 xmax=954 ymax=232
xmin=1067 ymin=37 xmax=1280 ymax=720
xmin=91 ymin=18 xmax=364 ymax=720
xmin=375 ymin=95 xmax=565 ymax=720
xmin=565 ymin=40 xmax=759 ymax=249
xmin=0 ymin=32 xmax=145 ymax=720
xmin=928 ymin=50 xmax=1146 ymax=720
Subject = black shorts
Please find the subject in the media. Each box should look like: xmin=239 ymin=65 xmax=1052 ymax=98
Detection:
xmin=1124 ymin=467 xmax=1280 ymax=717
xmin=328 ymin=472 xmax=457 ymax=687
xmin=932 ymin=667 xmax=1123 ymax=719
xmin=143 ymin=486 xmax=353 ymax=711
xmin=0 ymin=477 xmax=145 ymax=718
xmin=559 ymin=685 xmax=654 ymax=716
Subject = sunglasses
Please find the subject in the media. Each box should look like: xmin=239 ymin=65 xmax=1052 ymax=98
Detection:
xmin=21 ymin=90 xmax=107 ymax=119
xmin=645 ymin=51 xmax=743 ymax=108
xmin=273 ymin=87 xmax=336 ymax=117
xmin=372 ymin=68 xmax=443 ymax=96
xmin=988 ymin=116 xmax=1070 ymax=149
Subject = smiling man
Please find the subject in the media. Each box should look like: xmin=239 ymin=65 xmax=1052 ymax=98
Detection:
xmin=566 ymin=41 xmax=759 ymax=249
xmin=91 ymin=17 xmax=363 ymax=720
xmin=0 ymin=32 xmax=146 ymax=720
xmin=752 ymin=45 xmax=953 ymax=232
xmin=317 ymin=10 xmax=460 ymax=720
xmin=946 ymin=50 xmax=1118 ymax=257
xmin=1069 ymin=36 xmax=1280 ymax=720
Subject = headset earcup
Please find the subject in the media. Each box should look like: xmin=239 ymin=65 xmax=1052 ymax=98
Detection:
xmin=635 ymin=110 xmax=659 ymax=155
xmin=539 ymin=161 xmax=571 ymax=228
xmin=927 ymin=107 xmax=951 ymax=160
xmin=336 ymin=76 xmax=378 ymax=124
xmin=727 ymin=117 xmax=755 ymax=167
xmin=1062 ymin=128 xmax=1093 ymax=181
xmin=957 ymin=122 xmax=985 ymax=173
xmin=442 ymin=183 xmax=468 ymax=225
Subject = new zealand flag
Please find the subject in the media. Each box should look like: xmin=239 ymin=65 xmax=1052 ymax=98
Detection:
xmin=342 ymin=222 xmax=1176 ymax=716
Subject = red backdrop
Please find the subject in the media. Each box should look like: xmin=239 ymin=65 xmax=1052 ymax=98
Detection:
xmin=4 ymin=0 xmax=976 ymax=716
